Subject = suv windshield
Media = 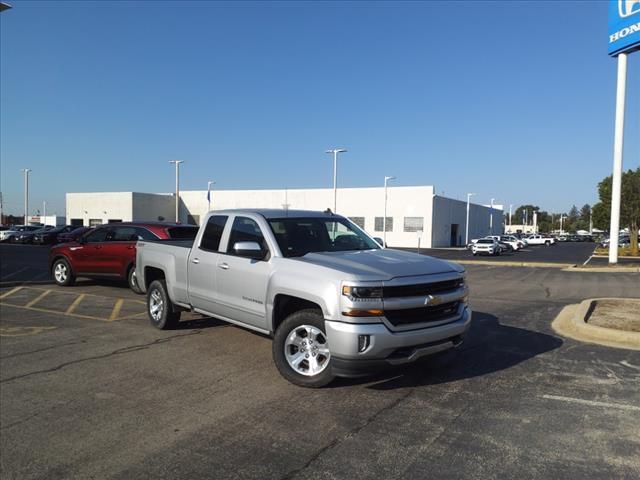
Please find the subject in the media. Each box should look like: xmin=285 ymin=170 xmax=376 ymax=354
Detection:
xmin=268 ymin=217 xmax=379 ymax=257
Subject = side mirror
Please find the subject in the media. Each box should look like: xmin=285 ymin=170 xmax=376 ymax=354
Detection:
xmin=373 ymin=237 xmax=386 ymax=247
xmin=233 ymin=241 xmax=265 ymax=260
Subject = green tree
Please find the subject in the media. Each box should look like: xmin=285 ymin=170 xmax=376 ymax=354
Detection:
xmin=577 ymin=204 xmax=591 ymax=231
xmin=592 ymin=168 xmax=640 ymax=255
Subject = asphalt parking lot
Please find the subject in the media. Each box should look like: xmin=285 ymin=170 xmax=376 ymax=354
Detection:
xmin=1 ymin=248 xmax=639 ymax=479
xmin=418 ymin=241 xmax=597 ymax=265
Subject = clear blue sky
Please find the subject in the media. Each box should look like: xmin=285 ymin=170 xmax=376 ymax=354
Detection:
xmin=1 ymin=0 xmax=639 ymax=216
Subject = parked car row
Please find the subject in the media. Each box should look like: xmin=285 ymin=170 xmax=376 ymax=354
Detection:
xmin=600 ymin=235 xmax=631 ymax=248
xmin=49 ymin=222 xmax=199 ymax=293
xmin=467 ymin=235 xmax=527 ymax=256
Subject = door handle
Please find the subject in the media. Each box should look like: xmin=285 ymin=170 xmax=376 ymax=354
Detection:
xmin=191 ymin=258 xmax=200 ymax=264
xmin=218 ymin=263 xmax=230 ymax=270
xmin=127 ymin=246 xmax=135 ymax=250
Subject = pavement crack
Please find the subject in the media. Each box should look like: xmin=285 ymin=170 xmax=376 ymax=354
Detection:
xmin=279 ymin=389 xmax=413 ymax=480
xmin=0 ymin=340 xmax=85 ymax=360
xmin=0 ymin=330 xmax=202 ymax=384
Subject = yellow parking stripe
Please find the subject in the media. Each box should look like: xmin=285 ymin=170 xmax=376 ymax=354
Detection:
xmin=25 ymin=289 xmax=52 ymax=308
xmin=0 ymin=287 xmax=22 ymax=299
xmin=109 ymin=299 xmax=124 ymax=321
xmin=65 ymin=294 xmax=86 ymax=315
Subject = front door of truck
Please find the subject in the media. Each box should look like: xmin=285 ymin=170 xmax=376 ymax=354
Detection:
xmin=187 ymin=215 xmax=228 ymax=314
xmin=214 ymin=216 xmax=270 ymax=330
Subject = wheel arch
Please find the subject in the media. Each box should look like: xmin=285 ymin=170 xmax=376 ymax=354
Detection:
xmin=271 ymin=294 xmax=324 ymax=335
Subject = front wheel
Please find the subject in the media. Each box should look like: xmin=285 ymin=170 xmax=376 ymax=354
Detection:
xmin=52 ymin=258 xmax=75 ymax=286
xmin=147 ymin=279 xmax=181 ymax=329
xmin=272 ymin=309 xmax=335 ymax=388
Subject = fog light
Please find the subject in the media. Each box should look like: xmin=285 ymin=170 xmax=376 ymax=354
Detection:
xmin=358 ymin=335 xmax=370 ymax=352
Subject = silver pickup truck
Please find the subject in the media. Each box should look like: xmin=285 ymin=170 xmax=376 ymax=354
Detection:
xmin=136 ymin=209 xmax=471 ymax=387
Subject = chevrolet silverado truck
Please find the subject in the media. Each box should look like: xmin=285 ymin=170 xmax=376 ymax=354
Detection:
xmin=136 ymin=209 xmax=472 ymax=387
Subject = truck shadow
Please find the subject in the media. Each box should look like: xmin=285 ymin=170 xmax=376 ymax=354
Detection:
xmin=334 ymin=311 xmax=563 ymax=390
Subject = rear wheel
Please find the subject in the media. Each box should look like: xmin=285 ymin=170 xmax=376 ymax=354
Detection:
xmin=128 ymin=266 xmax=143 ymax=294
xmin=52 ymin=258 xmax=75 ymax=286
xmin=273 ymin=309 xmax=335 ymax=388
xmin=147 ymin=279 xmax=180 ymax=329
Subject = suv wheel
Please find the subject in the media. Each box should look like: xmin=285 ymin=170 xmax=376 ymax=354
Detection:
xmin=52 ymin=258 xmax=75 ymax=286
xmin=147 ymin=279 xmax=181 ymax=329
xmin=273 ymin=309 xmax=335 ymax=388
xmin=128 ymin=266 xmax=143 ymax=294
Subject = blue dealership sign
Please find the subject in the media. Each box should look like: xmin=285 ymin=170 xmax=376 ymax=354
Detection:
xmin=608 ymin=0 xmax=640 ymax=55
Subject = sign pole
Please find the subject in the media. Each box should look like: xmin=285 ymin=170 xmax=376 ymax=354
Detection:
xmin=608 ymin=52 xmax=627 ymax=265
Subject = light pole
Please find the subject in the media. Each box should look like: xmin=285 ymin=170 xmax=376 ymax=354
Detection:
xmin=465 ymin=193 xmax=476 ymax=245
xmin=489 ymin=198 xmax=495 ymax=235
xmin=168 ymin=160 xmax=184 ymax=223
xmin=207 ymin=180 xmax=215 ymax=212
xmin=383 ymin=176 xmax=396 ymax=246
xmin=560 ymin=214 xmax=566 ymax=235
xmin=508 ymin=204 xmax=513 ymax=229
xmin=21 ymin=168 xmax=31 ymax=225
xmin=325 ymin=148 xmax=347 ymax=213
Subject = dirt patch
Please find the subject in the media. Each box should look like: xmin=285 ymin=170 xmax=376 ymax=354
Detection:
xmin=587 ymin=299 xmax=640 ymax=332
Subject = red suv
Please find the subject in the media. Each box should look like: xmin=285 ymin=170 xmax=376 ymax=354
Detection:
xmin=50 ymin=222 xmax=198 ymax=292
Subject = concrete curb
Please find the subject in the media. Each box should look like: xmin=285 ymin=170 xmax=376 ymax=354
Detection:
xmin=552 ymin=298 xmax=640 ymax=351
xmin=563 ymin=266 xmax=640 ymax=273
xmin=456 ymin=260 xmax=575 ymax=269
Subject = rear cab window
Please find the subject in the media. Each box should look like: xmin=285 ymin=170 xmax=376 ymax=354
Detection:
xmin=167 ymin=226 xmax=199 ymax=240
xmin=199 ymin=216 xmax=228 ymax=252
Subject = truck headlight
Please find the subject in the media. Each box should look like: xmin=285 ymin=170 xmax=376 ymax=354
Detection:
xmin=342 ymin=286 xmax=383 ymax=299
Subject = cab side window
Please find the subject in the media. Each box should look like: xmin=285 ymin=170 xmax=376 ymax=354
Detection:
xmin=227 ymin=217 xmax=267 ymax=253
xmin=200 ymin=216 xmax=228 ymax=252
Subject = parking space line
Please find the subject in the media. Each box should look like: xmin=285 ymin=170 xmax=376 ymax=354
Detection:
xmin=25 ymin=289 xmax=52 ymax=308
xmin=1 ymin=267 xmax=30 ymax=280
xmin=2 ymin=302 xmax=114 ymax=322
xmin=0 ymin=287 xmax=22 ymax=299
xmin=109 ymin=299 xmax=124 ymax=321
xmin=65 ymin=294 xmax=86 ymax=315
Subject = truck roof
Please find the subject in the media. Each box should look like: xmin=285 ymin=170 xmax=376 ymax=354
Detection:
xmin=210 ymin=209 xmax=341 ymax=220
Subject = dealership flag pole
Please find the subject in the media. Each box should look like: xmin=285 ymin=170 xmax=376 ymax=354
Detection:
xmin=609 ymin=52 xmax=627 ymax=264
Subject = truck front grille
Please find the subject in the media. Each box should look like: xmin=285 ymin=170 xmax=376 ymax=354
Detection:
xmin=384 ymin=301 xmax=460 ymax=327
xmin=383 ymin=279 xmax=463 ymax=298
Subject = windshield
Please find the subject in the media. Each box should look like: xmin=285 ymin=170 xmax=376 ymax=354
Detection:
xmin=478 ymin=239 xmax=494 ymax=244
xmin=268 ymin=217 xmax=380 ymax=257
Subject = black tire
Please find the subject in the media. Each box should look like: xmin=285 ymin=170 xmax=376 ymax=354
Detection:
xmin=128 ymin=265 xmax=143 ymax=294
xmin=272 ymin=309 xmax=335 ymax=388
xmin=52 ymin=258 xmax=75 ymax=286
xmin=147 ymin=279 xmax=180 ymax=329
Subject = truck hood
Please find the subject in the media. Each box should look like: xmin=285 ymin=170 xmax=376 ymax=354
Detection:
xmin=295 ymin=249 xmax=461 ymax=281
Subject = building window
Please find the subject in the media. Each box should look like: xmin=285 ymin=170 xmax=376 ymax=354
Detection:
xmin=349 ymin=217 xmax=365 ymax=229
xmin=108 ymin=219 xmax=122 ymax=224
xmin=187 ymin=214 xmax=200 ymax=226
xmin=404 ymin=217 xmax=424 ymax=232
xmin=374 ymin=217 xmax=393 ymax=232
xmin=89 ymin=219 xmax=103 ymax=227
xmin=70 ymin=219 xmax=83 ymax=227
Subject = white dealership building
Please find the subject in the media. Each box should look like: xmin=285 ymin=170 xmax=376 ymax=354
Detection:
xmin=66 ymin=186 xmax=503 ymax=248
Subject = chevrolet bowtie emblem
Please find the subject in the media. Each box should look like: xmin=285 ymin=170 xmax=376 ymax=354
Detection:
xmin=425 ymin=295 xmax=443 ymax=306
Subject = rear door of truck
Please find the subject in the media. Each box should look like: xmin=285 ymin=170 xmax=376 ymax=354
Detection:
xmin=187 ymin=214 xmax=229 ymax=313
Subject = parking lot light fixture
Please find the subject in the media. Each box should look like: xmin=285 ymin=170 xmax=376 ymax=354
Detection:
xmin=21 ymin=168 xmax=31 ymax=226
xmin=465 ymin=193 xmax=476 ymax=245
xmin=169 ymin=160 xmax=184 ymax=223
xmin=489 ymin=198 xmax=496 ymax=235
xmin=207 ymin=180 xmax=216 ymax=212
xmin=383 ymin=176 xmax=396 ymax=246
xmin=325 ymin=148 xmax=347 ymax=213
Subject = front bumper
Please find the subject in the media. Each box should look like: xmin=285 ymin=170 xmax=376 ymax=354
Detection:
xmin=325 ymin=306 xmax=472 ymax=377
